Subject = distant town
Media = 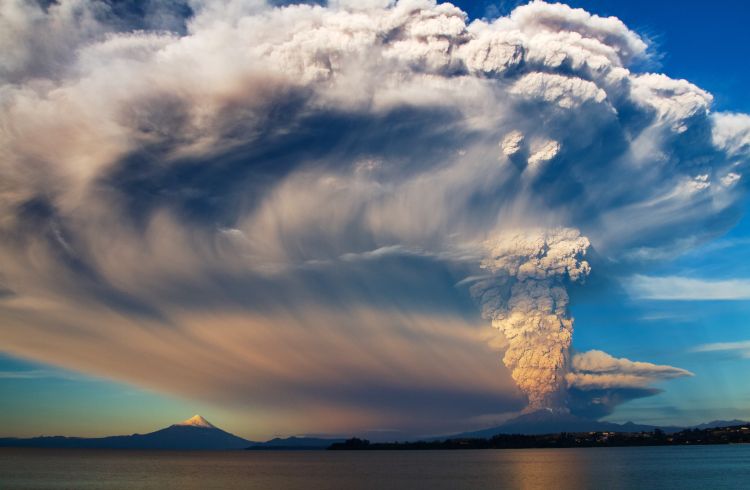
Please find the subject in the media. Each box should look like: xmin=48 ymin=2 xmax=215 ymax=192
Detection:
xmin=329 ymin=424 xmax=750 ymax=450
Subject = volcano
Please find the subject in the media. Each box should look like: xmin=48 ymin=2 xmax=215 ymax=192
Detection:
xmin=0 ymin=415 xmax=254 ymax=450
xmin=447 ymin=410 xmax=684 ymax=438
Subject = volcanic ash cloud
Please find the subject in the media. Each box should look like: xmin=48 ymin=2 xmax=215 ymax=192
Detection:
xmin=471 ymin=229 xmax=591 ymax=411
xmin=2 ymin=0 xmax=750 ymax=431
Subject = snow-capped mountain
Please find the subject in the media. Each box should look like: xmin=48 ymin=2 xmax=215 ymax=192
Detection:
xmin=175 ymin=415 xmax=217 ymax=429
xmin=0 ymin=415 xmax=254 ymax=450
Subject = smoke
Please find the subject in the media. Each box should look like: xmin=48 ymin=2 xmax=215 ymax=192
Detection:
xmin=1 ymin=0 xmax=750 ymax=433
xmin=566 ymin=350 xmax=694 ymax=418
xmin=470 ymin=228 xmax=590 ymax=411
xmin=567 ymin=350 xmax=693 ymax=390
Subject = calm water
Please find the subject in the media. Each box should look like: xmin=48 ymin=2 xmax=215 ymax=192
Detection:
xmin=1 ymin=445 xmax=749 ymax=489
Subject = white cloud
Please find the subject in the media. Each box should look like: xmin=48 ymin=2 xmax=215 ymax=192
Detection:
xmin=692 ymin=341 xmax=750 ymax=358
xmin=500 ymin=130 xmax=524 ymax=157
xmin=721 ymin=172 xmax=741 ymax=187
xmin=566 ymin=350 xmax=693 ymax=390
xmin=626 ymin=275 xmax=750 ymax=300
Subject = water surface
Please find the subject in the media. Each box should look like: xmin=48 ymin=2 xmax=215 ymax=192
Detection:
xmin=2 ymin=445 xmax=749 ymax=489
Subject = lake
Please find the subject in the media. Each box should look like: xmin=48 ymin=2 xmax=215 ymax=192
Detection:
xmin=1 ymin=445 xmax=749 ymax=489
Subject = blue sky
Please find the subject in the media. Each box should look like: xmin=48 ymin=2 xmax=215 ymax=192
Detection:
xmin=2 ymin=0 xmax=750 ymax=440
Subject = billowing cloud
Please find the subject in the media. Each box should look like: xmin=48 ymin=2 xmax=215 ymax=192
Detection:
xmin=470 ymin=228 xmax=590 ymax=411
xmin=566 ymin=350 xmax=693 ymax=418
xmin=567 ymin=350 xmax=693 ymax=390
xmin=2 ymin=0 xmax=750 ymax=435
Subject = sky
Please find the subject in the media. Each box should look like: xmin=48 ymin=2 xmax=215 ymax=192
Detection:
xmin=1 ymin=0 xmax=750 ymax=441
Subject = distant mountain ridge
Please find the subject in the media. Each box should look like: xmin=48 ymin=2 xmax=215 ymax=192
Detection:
xmin=2 ymin=413 xmax=747 ymax=450
xmin=0 ymin=415 xmax=253 ymax=450
xmin=442 ymin=411 xmax=669 ymax=439
xmin=440 ymin=410 xmax=748 ymax=439
xmin=247 ymin=436 xmax=346 ymax=450
xmin=690 ymin=419 xmax=749 ymax=430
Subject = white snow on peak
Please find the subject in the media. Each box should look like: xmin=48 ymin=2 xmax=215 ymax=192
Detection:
xmin=176 ymin=415 xmax=217 ymax=429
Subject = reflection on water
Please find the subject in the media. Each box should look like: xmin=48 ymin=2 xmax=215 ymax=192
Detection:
xmin=500 ymin=449 xmax=591 ymax=490
xmin=1 ymin=445 xmax=749 ymax=489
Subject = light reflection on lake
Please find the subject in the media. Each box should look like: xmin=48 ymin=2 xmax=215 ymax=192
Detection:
xmin=1 ymin=445 xmax=749 ymax=489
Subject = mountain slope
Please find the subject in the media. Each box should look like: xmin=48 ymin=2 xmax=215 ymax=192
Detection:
xmin=247 ymin=436 xmax=346 ymax=450
xmin=0 ymin=415 xmax=253 ymax=450
xmin=444 ymin=410 xmax=684 ymax=438
xmin=691 ymin=419 xmax=749 ymax=430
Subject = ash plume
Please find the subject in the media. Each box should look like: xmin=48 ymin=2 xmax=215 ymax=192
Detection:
xmin=471 ymin=228 xmax=590 ymax=411
xmin=1 ymin=0 xmax=750 ymax=433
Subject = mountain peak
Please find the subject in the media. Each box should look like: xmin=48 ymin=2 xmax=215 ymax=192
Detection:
xmin=176 ymin=415 xmax=216 ymax=429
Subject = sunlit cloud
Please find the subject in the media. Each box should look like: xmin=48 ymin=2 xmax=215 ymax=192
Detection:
xmin=567 ymin=350 xmax=693 ymax=390
xmin=2 ymin=0 xmax=750 ymax=434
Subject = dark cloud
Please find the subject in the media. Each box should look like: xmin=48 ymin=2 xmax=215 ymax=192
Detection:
xmin=569 ymin=387 xmax=661 ymax=419
xmin=103 ymin=104 xmax=472 ymax=227
xmin=1 ymin=0 xmax=749 ymax=436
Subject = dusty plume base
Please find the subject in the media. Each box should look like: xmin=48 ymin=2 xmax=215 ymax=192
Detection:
xmin=471 ymin=228 xmax=590 ymax=415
